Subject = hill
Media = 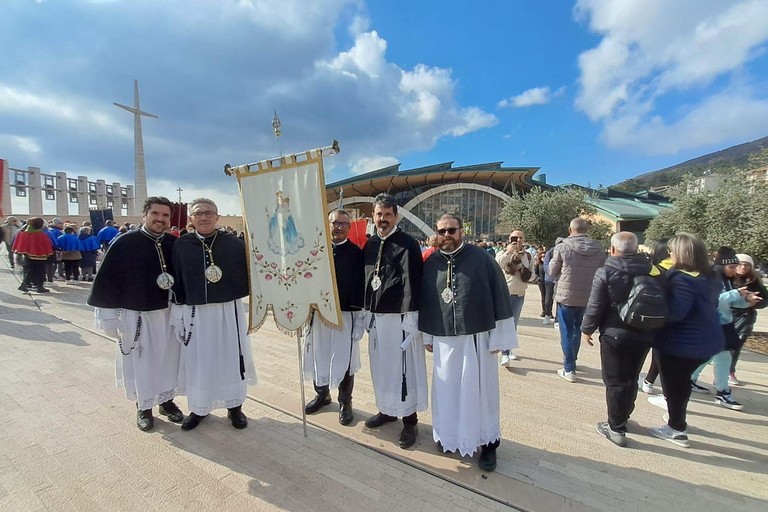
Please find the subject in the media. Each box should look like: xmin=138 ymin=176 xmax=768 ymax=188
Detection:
xmin=614 ymin=135 xmax=768 ymax=192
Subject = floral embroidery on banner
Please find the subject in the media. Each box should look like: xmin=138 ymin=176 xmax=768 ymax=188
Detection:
xmin=251 ymin=227 xmax=326 ymax=291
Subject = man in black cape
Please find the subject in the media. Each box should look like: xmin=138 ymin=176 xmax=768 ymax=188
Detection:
xmin=88 ymin=196 xmax=185 ymax=431
xmin=170 ymin=198 xmax=257 ymax=431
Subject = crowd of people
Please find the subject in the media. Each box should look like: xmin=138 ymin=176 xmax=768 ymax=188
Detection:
xmin=2 ymin=196 xmax=765 ymax=468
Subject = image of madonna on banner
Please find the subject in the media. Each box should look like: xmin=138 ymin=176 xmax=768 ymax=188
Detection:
xmin=229 ymin=144 xmax=342 ymax=334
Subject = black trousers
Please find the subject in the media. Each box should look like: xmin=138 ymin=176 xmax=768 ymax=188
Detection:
xmin=657 ymin=351 xmax=707 ymax=432
xmin=20 ymin=258 xmax=46 ymax=290
xmin=538 ymin=281 xmax=554 ymax=317
xmin=63 ymin=260 xmax=80 ymax=280
xmin=599 ymin=334 xmax=650 ymax=433
xmin=314 ymin=371 xmax=354 ymax=404
xmin=645 ymin=351 xmax=660 ymax=384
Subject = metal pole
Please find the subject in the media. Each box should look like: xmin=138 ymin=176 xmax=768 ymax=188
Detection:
xmin=296 ymin=328 xmax=308 ymax=437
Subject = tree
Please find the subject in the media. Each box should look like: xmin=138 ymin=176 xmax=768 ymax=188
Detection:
xmin=644 ymin=171 xmax=768 ymax=260
xmin=498 ymin=187 xmax=603 ymax=247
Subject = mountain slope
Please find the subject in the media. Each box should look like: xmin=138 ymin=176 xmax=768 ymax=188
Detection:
xmin=614 ymin=135 xmax=768 ymax=192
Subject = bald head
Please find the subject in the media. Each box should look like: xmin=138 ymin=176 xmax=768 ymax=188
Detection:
xmin=610 ymin=232 xmax=638 ymax=255
xmin=569 ymin=218 xmax=588 ymax=234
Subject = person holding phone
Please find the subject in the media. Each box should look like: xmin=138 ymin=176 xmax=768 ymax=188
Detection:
xmin=495 ymin=229 xmax=535 ymax=366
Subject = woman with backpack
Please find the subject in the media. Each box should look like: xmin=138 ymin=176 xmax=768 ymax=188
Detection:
xmin=649 ymin=233 xmax=725 ymax=447
xmin=729 ymin=254 xmax=768 ymax=385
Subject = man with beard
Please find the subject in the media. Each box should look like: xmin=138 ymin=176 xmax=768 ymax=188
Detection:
xmin=303 ymin=209 xmax=365 ymax=425
xmin=88 ymin=196 xmax=185 ymax=431
xmin=419 ymin=213 xmax=516 ymax=471
xmin=363 ymin=193 xmax=426 ymax=449
xmin=171 ymin=198 xmax=257 ymax=431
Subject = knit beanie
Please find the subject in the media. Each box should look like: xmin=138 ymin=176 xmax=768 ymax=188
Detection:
xmin=715 ymin=246 xmax=739 ymax=266
xmin=735 ymin=253 xmax=754 ymax=267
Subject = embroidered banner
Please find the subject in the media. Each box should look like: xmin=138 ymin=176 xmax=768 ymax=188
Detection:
xmin=234 ymin=149 xmax=341 ymax=333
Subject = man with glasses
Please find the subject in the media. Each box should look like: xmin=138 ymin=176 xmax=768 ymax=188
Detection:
xmin=419 ymin=213 xmax=516 ymax=471
xmin=88 ymin=196 xmax=185 ymax=431
xmin=495 ymin=229 xmax=534 ymax=366
xmin=171 ymin=198 xmax=257 ymax=431
xmin=303 ymin=209 xmax=365 ymax=425
xmin=363 ymin=193 xmax=426 ymax=450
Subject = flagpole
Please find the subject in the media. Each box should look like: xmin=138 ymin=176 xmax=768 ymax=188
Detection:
xmin=296 ymin=327 xmax=308 ymax=437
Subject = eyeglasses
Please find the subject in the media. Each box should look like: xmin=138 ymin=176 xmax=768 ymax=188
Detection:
xmin=331 ymin=221 xmax=350 ymax=228
xmin=509 ymin=236 xmax=519 ymax=242
xmin=437 ymin=227 xmax=460 ymax=235
xmin=191 ymin=211 xmax=218 ymax=218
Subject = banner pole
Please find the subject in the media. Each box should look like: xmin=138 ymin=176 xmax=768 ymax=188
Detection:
xmin=297 ymin=328 xmax=308 ymax=437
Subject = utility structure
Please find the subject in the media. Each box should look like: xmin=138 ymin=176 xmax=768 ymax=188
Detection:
xmin=114 ymin=80 xmax=157 ymax=209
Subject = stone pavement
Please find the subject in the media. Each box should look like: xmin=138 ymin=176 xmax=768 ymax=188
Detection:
xmin=1 ymin=257 xmax=767 ymax=512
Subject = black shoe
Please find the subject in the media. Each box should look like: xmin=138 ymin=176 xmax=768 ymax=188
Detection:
xmin=137 ymin=409 xmax=154 ymax=431
xmin=18 ymin=285 xmax=27 ymax=292
xmin=398 ymin=423 xmax=418 ymax=449
xmin=304 ymin=392 xmax=332 ymax=414
xmin=227 ymin=406 xmax=248 ymax=429
xmin=158 ymin=400 xmax=184 ymax=423
xmin=181 ymin=412 xmax=207 ymax=431
xmin=478 ymin=445 xmax=497 ymax=472
xmin=364 ymin=412 xmax=398 ymax=429
xmin=339 ymin=402 xmax=354 ymax=426
xmin=37 ymin=288 xmax=50 ymax=293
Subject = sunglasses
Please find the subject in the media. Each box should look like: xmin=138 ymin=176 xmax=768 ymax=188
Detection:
xmin=437 ymin=227 xmax=460 ymax=235
xmin=509 ymin=236 xmax=519 ymax=242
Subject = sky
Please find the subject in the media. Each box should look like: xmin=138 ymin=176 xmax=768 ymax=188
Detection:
xmin=2 ymin=0 xmax=768 ymax=216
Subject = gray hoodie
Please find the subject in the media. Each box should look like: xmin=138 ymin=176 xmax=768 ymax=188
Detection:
xmin=548 ymin=234 xmax=606 ymax=307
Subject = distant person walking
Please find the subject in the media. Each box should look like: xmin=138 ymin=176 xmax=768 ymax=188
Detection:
xmin=548 ymin=218 xmax=606 ymax=383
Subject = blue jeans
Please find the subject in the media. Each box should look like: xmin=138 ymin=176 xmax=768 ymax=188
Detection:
xmin=557 ymin=304 xmax=585 ymax=372
xmin=502 ymin=294 xmax=525 ymax=356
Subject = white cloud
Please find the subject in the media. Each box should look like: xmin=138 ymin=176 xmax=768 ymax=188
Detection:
xmin=349 ymin=155 xmax=399 ymax=175
xmin=0 ymin=134 xmax=42 ymax=156
xmin=0 ymin=0 xmax=496 ymax=205
xmin=498 ymin=86 xmax=565 ymax=108
xmin=0 ymin=84 xmax=131 ymax=137
xmin=575 ymin=0 xmax=768 ymax=153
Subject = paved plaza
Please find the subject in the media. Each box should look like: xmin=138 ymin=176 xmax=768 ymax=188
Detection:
xmin=1 ymin=257 xmax=767 ymax=511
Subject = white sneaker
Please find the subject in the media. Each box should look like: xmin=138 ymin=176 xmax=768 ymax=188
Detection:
xmin=728 ymin=374 xmax=742 ymax=386
xmin=543 ymin=316 xmax=552 ymax=325
xmin=557 ymin=368 xmax=576 ymax=383
xmin=650 ymin=425 xmax=690 ymax=448
xmin=647 ymin=395 xmax=667 ymax=410
xmin=509 ymin=352 xmax=520 ymax=361
xmin=641 ymin=380 xmax=654 ymax=394
xmin=500 ymin=354 xmax=511 ymax=367
xmin=553 ymin=322 xmax=559 ymax=330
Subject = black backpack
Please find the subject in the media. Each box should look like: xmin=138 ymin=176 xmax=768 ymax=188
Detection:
xmin=617 ymin=273 xmax=667 ymax=330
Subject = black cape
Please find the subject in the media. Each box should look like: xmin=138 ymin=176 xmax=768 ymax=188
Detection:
xmin=172 ymin=231 xmax=249 ymax=305
xmin=363 ymin=228 xmax=422 ymax=313
xmin=332 ymin=240 xmax=364 ymax=311
xmin=419 ymin=243 xmax=513 ymax=336
xmin=87 ymin=229 xmax=175 ymax=312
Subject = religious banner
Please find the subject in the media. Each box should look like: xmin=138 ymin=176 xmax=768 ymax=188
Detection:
xmin=230 ymin=146 xmax=341 ymax=333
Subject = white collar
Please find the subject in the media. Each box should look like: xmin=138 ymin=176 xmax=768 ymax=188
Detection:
xmin=332 ymin=238 xmax=349 ymax=247
xmin=377 ymin=225 xmax=399 ymax=240
xmin=440 ymin=241 xmax=465 ymax=256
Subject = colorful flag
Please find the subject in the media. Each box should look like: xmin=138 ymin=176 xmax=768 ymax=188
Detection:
xmin=234 ymin=149 xmax=341 ymax=332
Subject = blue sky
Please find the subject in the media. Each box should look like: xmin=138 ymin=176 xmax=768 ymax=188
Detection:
xmin=2 ymin=0 xmax=768 ymax=215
